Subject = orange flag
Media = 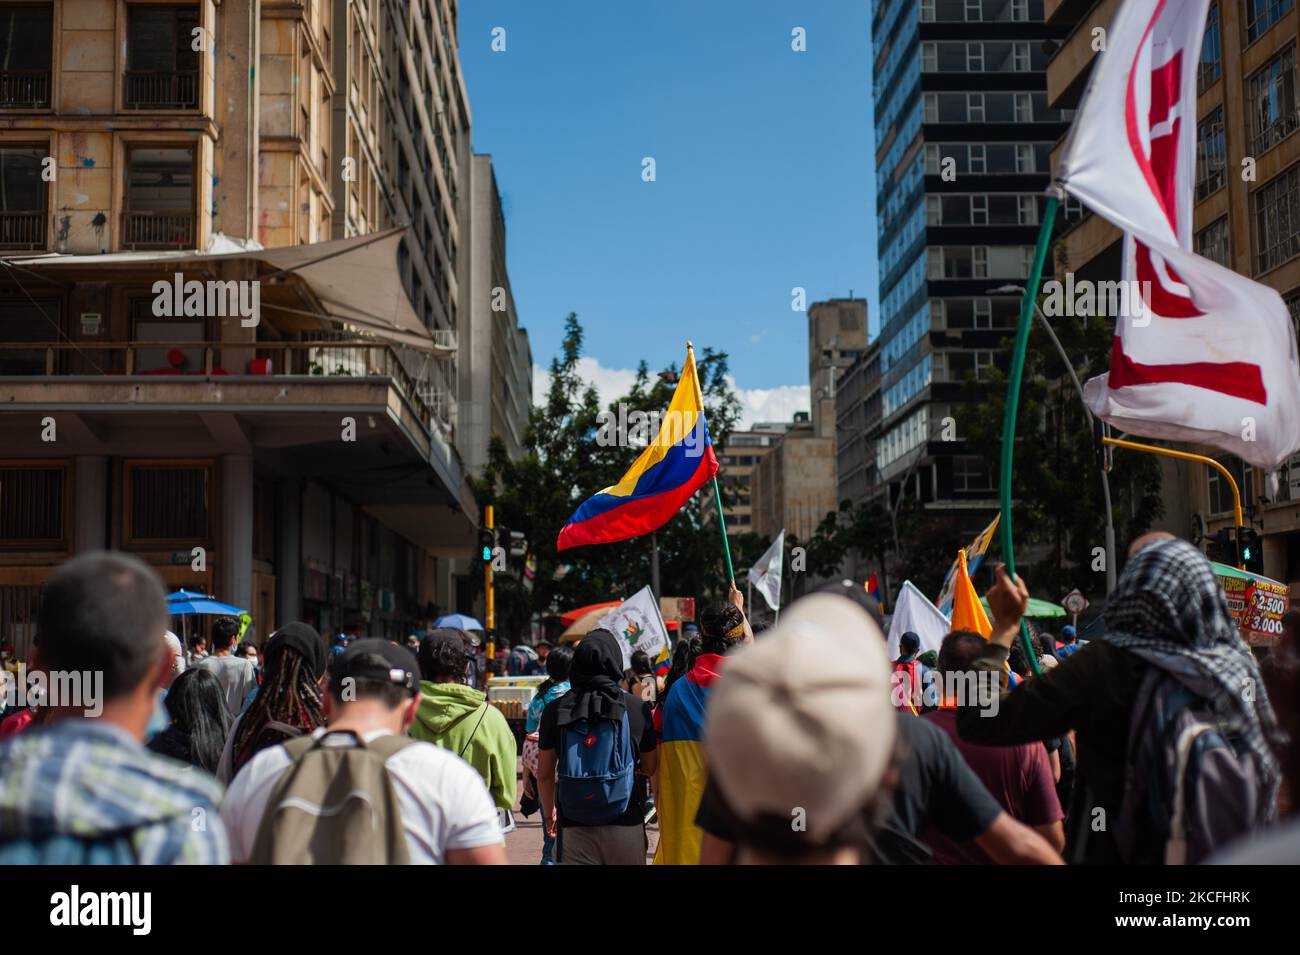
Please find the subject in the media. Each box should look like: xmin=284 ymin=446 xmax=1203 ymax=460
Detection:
xmin=949 ymin=547 xmax=992 ymax=638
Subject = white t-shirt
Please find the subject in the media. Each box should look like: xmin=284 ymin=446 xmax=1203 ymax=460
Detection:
xmin=221 ymin=727 xmax=503 ymax=864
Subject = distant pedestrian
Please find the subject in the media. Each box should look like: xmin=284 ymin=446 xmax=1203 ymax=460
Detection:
xmin=148 ymin=667 xmax=231 ymax=774
xmin=196 ymin=616 xmax=259 ymax=719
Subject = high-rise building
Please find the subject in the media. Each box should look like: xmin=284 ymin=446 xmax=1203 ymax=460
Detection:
xmin=713 ymin=426 xmax=790 ymax=536
xmin=807 ymin=298 xmax=869 ymax=439
xmin=459 ymin=154 xmax=532 ymax=474
xmin=750 ymin=412 xmax=839 ymax=544
xmin=0 ymin=0 xmax=502 ymax=652
xmin=835 ymin=337 xmax=884 ymax=511
xmin=871 ymin=0 xmax=1077 ymax=530
xmin=1046 ymin=0 xmax=1300 ymax=586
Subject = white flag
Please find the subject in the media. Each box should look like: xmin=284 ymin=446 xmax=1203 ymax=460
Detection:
xmin=885 ymin=580 xmax=949 ymax=662
xmin=747 ymin=529 xmax=785 ymax=612
xmin=1056 ymin=0 xmax=1300 ymax=472
xmin=596 ymin=585 xmax=669 ymax=669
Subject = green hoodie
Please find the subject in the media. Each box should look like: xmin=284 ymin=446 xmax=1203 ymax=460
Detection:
xmin=410 ymin=681 xmax=517 ymax=810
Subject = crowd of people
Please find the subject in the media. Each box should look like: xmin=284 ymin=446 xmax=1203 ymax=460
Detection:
xmin=0 ymin=528 xmax=1297 ymax=865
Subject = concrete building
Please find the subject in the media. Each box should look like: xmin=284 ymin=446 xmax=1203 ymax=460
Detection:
xmin=750 ymin=412 xmax=839 ymax=544
xmin=835 ymin=338 xmax=884 ymax=510
xmin=1045 ymin=0 xmax=1300 ymax=588
xmin=871 ymin=0 xmax=1078 ymax=528
xmin=0 ymin=0 xmax=489 ymax=653
xmin=807 ymin=297 xmax=869 ymax=439
xmin=458 ymin=153 xmax=532 ymax=474
xmin=714 ymin=426 xmax=789 ymax=536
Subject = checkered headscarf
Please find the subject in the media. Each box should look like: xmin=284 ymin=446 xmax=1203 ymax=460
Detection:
xmin=1103 ymin=537 xmax=1281 ymax=819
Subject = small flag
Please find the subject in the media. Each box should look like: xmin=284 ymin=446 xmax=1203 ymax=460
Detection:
xmin=936 ymin=515 xmax=1000 ymax=615
xmin=949 ymin=548 xmax=992 ymax=639
xmin=595 ymin=585 xmax=671 ymax=669
xmin=747 ymin=530 xmax=785 ymax=612
xmin=866 ymin=573 xmax=881 ymax=604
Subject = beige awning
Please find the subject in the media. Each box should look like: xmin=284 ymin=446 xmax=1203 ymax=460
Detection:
xmin=5 ymin=228 xmax=436 ymax=353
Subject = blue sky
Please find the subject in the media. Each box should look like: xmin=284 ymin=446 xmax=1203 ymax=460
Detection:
xmin=458 ymin=1 xmax=877 ymax=425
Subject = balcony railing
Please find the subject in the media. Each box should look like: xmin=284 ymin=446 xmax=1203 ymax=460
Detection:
xmin=0 ymin=70 xmax=50 ymax=108
xmin=0 ymin=211 xmax=46 ymax=250
xmin=123 ymin=70 xmax=199 ymax=109
xmin=0 ymin=339 xmax=448 ymax=437
xmin=121 ymin=212 xmax=195 ymax=250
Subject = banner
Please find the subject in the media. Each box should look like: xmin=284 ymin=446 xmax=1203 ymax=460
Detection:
xmin=886 ymin=580 xmax=949 ymax=662
xmin=1056 ymin=0 xmax=1300 ymax=471
xmin=596 ymin=585 xmax=670 ymax=668
xmin=1211 ymin=562 xmax=1290 ymax=646
xmin=747 ymin=530 xmax=785 ymax=612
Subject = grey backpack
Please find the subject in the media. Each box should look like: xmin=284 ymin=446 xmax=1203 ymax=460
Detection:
xmin=1115 ymin=668 xmax=1261 ymax=865
xmin=249 ymin=731 xmax=415 ymax=865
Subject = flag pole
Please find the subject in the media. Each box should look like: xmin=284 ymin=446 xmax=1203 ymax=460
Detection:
xmin=712 ymin=476 xmax=735 ymax=586
xmin=998 ymin=193 xmax=1059 ymax=677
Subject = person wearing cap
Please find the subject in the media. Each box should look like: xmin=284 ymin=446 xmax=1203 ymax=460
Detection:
xmin=704 ymin=594 xmax=898 ymax=863
xmin=695 ymin=583 xmax=1065 ymax=865
xmin=218 ymin=622 xmax=328 ymax=783
xmin=221 ymin=638 xmax=506 ymax=864
xmin=1055 ymin=624 xmax=1080 ymax=659
xmin=893 ymin=631 xmax=933 ymax=713
xmin=410 ymin=630 xmax=518 ymax=811
xmin=653 ymin=587 xmax=751 ymax=865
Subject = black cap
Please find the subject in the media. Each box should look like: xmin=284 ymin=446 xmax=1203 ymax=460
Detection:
xmin=333 ymin=638 xmax=419 ymax=694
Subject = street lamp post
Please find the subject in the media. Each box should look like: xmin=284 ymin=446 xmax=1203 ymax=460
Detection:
xmin=990 ymin=285 xmax=1117 ymax=596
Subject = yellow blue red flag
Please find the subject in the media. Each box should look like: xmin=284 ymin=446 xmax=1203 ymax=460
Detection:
xmin=557 ymin=344 xmax=718 ymax=551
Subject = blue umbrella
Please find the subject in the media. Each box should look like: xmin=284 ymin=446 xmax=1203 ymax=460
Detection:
xmin=433 ymin=613 xmax=484 ymax=631
xmin=166 ymin=590 xmax=247 ymax=617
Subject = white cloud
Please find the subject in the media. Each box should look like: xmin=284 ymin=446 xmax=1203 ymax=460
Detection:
xmin=532 ymin=356 xmax=808 ymax=430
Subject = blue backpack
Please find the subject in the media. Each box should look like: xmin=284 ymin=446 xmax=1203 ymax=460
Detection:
xmin=556 ymin=710 xmax=636 ymax=825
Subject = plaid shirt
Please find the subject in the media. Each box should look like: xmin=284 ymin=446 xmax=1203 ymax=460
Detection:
xmin=0 ymin=719 xmax=228 ymax=864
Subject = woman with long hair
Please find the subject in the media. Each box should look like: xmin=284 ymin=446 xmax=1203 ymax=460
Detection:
xmin=216 ymin=622 xmax=327 ymax=782
xmin=147 ymin=668 xmax=231 ymax=774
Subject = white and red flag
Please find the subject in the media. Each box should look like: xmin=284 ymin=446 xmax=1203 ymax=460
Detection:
xmin=1056 ymin=0 xmax=1300 ymax=472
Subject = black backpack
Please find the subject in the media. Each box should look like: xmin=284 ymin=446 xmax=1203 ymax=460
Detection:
xmin=1115 ymin=668 xmax=1262 ymax=865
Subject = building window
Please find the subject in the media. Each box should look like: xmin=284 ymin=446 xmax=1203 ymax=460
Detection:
xmin=0 ymin=463 xmax=67 ymax=549
xmin=0 ymin=145 xmax=48 ymax=250
xmin=953 ymin=456 xmax=994 ymax=492
xmin=1207 ymin=456 xmax=1253 ymax=515
xmin=122 ymin=145 xmax=195 ymax=250
xmin=0 ymin=4 xmax=53 ymax=108
xmin=1244 ymin=0 xmax=1294 ymax=46
xmin=1196 ymin=108 xmax=1226 ymax=200
xmin=1247 ymin=44 xmax=1298 ymax=155
xmin=1254 ymin=164 xmax=1300 ymax=273
xmin=1286 ymin=288 xmax=1300 ymax=339
xmin=1196 ymin=216 xmax=1230 ymax=267
xmin=1200 ymin=4 xmax=1222 ymax=92
xmin=124 ymin=4 xmax=201 ymax=109
xmin=124 ymin=462 xmax=212 ymax=545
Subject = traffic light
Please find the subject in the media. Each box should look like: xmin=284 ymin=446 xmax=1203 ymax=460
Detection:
xmin=1240 ymin=528 xmax=1263 ymax=573
xmin=478 ymin=527 xmax=496 ymax=563
xmin=1206 ymin=527 xmax=1236 ymax=564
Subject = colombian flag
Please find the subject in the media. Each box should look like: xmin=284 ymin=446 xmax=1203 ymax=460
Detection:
xmin=557 ymin=343 xmax=718 ymax=551
xmin=652 ymin=653 xmax=725 ymax=865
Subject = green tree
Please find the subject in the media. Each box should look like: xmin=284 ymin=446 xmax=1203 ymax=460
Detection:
xmin=474 ymin=314 xmax=746 ymax=639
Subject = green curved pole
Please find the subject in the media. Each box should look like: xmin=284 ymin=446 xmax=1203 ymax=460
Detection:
xmin=998 ymin=194 xmax=1059 ymax=677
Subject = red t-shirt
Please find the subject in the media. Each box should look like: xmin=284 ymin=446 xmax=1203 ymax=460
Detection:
xmin=922 ymin=707 xmax=1063 ymax=864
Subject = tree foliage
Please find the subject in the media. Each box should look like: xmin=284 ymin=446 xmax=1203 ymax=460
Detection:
xmin=473 ymin=314 xmax=754 ymax=639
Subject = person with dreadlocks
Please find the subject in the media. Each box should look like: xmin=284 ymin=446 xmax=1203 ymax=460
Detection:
xmin=958 ymin=533 xmax=1282 ymax=864
xmin=217 ymin=622 xmax=327 ymax=783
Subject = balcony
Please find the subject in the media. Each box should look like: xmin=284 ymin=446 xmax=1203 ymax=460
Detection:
xmin=121 ymin=212 xmax=195 ymax=251
xmin=0 ymin=212 xmax=46 ymax=251
xmin=124 ymin=70 xmax=199 ymax=110
xmin=0 ymin=338 xmax=448 ymax=439
xmin=0 ymin=70 xmax=50 ymax=109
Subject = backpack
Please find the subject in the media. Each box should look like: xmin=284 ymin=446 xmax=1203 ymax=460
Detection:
xmin=892 ymin=660 xmax=921 ymax=712
xmin=249 ymin=730 xmax=415 ymax=864
xmin=1115 ymin=668 xmax=1262 ymax=865
xmin=556 ymin=710 xmax=636 ymax=825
